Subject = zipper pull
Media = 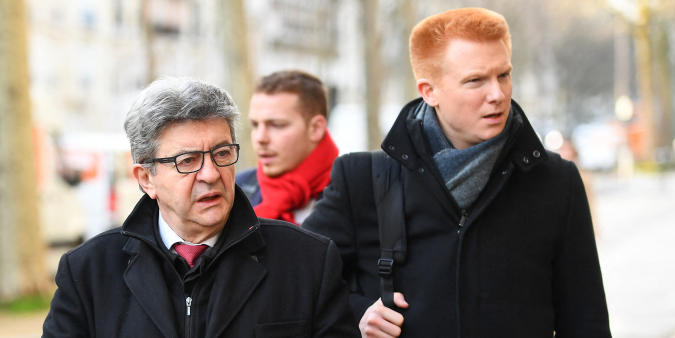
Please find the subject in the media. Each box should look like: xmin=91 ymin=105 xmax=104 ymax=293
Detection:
xmin=457 ymin=210 xmax=468 ymax=234
xmin=186 ymin=296 xmax=192 ymax=316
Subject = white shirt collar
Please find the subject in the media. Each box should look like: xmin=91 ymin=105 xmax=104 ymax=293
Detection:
xmin=293 ymin=198 xmax=317 ymax=224
xmin=158 ymin=211 xmax=219 ymax=250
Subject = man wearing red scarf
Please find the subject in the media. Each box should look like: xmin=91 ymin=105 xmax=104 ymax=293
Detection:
xmin=236 ymin=70 xmax=338 ymax=225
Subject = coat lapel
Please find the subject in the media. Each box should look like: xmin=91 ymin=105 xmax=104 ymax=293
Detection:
xmin=204 ymin=250 xmax=267 ymax=337
xmin=123 ymin=240 xmax=180 ymax=338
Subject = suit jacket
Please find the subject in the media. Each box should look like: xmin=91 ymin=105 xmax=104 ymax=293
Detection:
xmin=43 ymin=186 xmax=358 ymax=337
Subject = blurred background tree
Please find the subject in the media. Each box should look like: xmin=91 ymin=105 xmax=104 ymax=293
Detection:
xmin=610 ymin=0 xmax=674 ymax=164
xmin=219 ymin=0 xmax=255 ymax=166
xmin=362 ymin=0 xmax=382 ymax=150
xmin=0 ymin=0 xmax=50 ymax=302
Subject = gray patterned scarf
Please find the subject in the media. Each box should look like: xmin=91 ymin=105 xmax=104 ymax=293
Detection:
xmin=421 ymin=104 xmax=514 ymax=209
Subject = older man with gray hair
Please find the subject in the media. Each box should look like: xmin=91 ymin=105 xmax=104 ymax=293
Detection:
xmin=43 ymin=77 xmax=358 ymax=337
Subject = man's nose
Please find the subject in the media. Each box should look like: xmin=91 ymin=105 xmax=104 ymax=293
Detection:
xmin=196 ymin=152 xmax=220 ymax=181
xmin=252 ymin=125 xmax=269 ymax=144
xmin=487 ymin=80 xmax=506 ymax=103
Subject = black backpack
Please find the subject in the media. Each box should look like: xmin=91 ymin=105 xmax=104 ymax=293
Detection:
xmin=371 ymin=151 xmax=407 ymax=309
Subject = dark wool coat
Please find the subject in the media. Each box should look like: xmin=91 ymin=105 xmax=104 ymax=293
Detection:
xmin=302 ymin=98 xmax=611 ymax=338
xmin=43 ymin=187 xmax=358 ymax=338
xmin=237 ymin=168 xmax=262 ymax=206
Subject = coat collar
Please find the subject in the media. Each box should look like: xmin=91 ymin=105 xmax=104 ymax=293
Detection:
xmin=120 ymin=185 xmax=266 ymax=336
xmin=121 ymin=185 xmax=264 ymax=253
xmin=501 ymin=99 xmax=548 ymax=172
xmin=381 ymin=97 xmax=547 ymax=173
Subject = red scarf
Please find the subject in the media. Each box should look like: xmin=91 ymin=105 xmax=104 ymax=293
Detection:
xmin=254 ymin=131 xmax=338 ymax=225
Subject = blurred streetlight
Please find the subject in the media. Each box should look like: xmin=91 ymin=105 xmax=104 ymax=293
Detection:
xmin=544 ymin=129 xmax=564 ymax=150
xmin=607 ymin=0 xmax=638 ymax=22
xmin=615 ymin=95 xmax=634 ymax=122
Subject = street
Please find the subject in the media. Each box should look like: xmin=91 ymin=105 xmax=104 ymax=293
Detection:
xmin=594 ymin=171 xmax=675 ymax=338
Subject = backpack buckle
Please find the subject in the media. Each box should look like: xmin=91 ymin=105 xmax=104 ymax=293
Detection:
xmin=377 ymin=258 xmax=394 ymax=277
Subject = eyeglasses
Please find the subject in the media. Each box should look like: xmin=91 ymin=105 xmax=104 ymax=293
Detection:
xmin=142 ymin=143 xmax=240 ymax=174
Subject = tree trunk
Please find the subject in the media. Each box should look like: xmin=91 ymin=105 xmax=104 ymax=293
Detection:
xmin=633 ymin=0 xmax=656 ymax=162
xmin=219 ymin=0 xmax=255 ymax=167
xmin=141 ymin=0 xmax=157 ymax=84
xmin=0 ymin=0 xmax=50 ymax=301
xmin=362 ymin=0 xmax=382 ymax=150
xmin=399 ymin=0 xmax=418 ymax=101
xmin=652 ymin=20 xmax=673 ymax=158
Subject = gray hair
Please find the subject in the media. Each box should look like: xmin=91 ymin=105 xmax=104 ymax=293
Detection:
xmin=124 ymin=77 xmax=239 ymax=168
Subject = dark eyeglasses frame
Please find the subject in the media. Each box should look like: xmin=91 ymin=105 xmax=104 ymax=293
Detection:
xmin=142 ymin=143 xmax=240 ymax=174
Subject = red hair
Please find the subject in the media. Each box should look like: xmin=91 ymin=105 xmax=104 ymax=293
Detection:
xmin=409 ymin=8 xmax=511 ymax=81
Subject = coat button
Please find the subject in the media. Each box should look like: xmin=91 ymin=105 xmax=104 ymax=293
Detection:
xmin=401 ymin=153 xmax=409 ymax=160
xmin=501 ymin=169 xmax=508 ymax=175
xmin=522 ymin=156 xmax=530 ymax=164
xmin=532 ymin=150 xmax=541 ymax=158
xmin=418 ymin=167 xmax=425 ymax=174
xmin=388 ymin=145 xmax=395 ymax=151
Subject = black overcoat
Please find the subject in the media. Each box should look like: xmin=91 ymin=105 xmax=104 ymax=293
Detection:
xmin=43 ymin=187 xmax=358 ymax=337
xmin=303 ymin=98 xmax=611 ymax=337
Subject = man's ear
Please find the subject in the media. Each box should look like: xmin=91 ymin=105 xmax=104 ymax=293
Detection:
xmin=417 ymin=78 xmax=438 ymax=107
xmin=132 ymin=164 xmax=157 ymax=199
xmin=307 ymin=114 xmax=327 ymax=143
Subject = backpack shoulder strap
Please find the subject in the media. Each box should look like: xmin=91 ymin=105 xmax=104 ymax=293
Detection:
xmin=371 ymin=151 xmax=406 ymax=308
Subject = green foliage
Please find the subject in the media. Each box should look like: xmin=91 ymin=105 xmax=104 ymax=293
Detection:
xmin=0 ymin=294 xmax=51 ymax=313
xmin=634 ymin=160 xmax=675 ymax=173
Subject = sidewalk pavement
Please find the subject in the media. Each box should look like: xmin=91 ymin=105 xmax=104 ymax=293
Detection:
xmin=0 ymin=310 xmax=46 ymax=338
xmin=594 ymin=171 xmax=675 ymax=338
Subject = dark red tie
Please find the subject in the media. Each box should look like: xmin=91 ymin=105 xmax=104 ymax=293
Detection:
xmin=173 ymin=243 xmax=208 ymax=268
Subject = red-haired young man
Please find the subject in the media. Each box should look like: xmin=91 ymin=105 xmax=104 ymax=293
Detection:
xmin=304 ymin=8 xmax=611 ymax=338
